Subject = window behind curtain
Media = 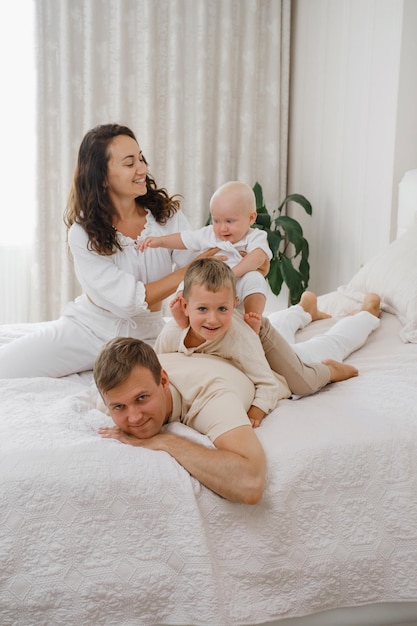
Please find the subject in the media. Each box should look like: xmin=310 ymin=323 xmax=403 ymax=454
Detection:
xmin=0 ymin=0 xmax=36 ymax=322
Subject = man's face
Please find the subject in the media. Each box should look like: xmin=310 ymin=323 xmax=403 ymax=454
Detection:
xmin=103 ymin=365 xmax=171 ymax=439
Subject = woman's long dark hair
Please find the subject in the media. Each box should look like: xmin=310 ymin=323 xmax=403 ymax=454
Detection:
xmin=64 ymin=123 xmax=180 ymax=255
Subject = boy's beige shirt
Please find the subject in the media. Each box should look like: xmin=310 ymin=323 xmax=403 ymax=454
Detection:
xmin=156 ymin=312 xmax=291 ymax=418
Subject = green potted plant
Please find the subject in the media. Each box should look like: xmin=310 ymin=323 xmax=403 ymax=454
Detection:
xmin=252 ymin=182 xmax=312 ymax=305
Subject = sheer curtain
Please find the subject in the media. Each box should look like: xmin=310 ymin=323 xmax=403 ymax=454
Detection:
xmin=0 ymin=0 xmax=36 ymax=323
xmin=34 ymin=0 xmax=290 ymax=321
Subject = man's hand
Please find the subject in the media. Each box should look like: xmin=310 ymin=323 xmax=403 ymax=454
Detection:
xmin=98 ymin=424 xmax=266 ymax=505
xmin=98 ymin=425 xmax=172 ymax=451
xmin=98 ymin=425 xmax=141 ymax=445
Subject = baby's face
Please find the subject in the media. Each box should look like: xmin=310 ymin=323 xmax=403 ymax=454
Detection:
xmin=210 ymin=196 xmax=256 ymax=244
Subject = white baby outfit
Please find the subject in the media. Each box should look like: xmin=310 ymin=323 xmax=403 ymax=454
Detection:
xmin=180 ymin=225 xmax=272 ymax=305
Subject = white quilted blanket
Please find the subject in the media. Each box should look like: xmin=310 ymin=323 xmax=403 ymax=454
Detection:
xmin=1 ymin=312 xmax=417 ymax=625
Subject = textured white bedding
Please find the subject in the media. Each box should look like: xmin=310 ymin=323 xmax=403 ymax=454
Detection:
xmin=1 ymin=310 xmax=417 ymax=626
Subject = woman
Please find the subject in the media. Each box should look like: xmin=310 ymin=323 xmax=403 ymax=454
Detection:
xmin=0 ymin=124 xmax=210 ymax=378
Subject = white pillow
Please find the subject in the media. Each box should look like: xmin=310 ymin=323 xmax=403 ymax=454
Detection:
xmin=336 ymin=218 xmax=417 ymax=343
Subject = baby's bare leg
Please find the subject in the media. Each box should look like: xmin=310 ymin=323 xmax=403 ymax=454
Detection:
xmin=243 ymin=293 xmax=265 ymax=334
xmin=299 ymin=290 xmax=331 ymax=321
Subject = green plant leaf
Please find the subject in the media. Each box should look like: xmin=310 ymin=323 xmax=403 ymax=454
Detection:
xmin=276 ymin=193 xmax=312 ymax=216
xmin=298 ymin=239 xmax=310 ymax=283
xmin=251 ymin=182 xmax=312 ymax=300
xmin=266 ymin=229 xmax=282 ymax=257
xmin=273 ymin=216 xmax=304 ymax=255
xmin=254 ymin=212 xmax=271 ymax=229
xmin=253 ymin=182 xmax=265 ymax=212
xmin=267 ymin=258 xmax=284 ymax=295
xmin=278 ymin=253 xmax=306 ymax=304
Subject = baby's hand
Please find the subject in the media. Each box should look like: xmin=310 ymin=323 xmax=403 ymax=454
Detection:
xmin=136 ymin=236 xmax=160 ymax=252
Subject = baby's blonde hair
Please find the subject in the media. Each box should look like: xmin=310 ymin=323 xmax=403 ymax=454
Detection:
xmin=183 ymin=258 xmax=237 ymax=300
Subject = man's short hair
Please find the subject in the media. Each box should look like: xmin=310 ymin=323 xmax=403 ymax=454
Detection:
xmin=183 ymin=257 xmax=237 ymax=300
xmin=94 ymin=337 xmax=162 ymax=394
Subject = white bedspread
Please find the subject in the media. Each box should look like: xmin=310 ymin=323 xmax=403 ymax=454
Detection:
xmin=1 ymin=312 xmax=417 ymax=625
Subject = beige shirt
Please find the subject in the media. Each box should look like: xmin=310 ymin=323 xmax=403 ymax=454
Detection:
xmin=155 ymin=312 xmax=291 ymax=416
xmin=159 ymin=352 xmax=256 ymax=442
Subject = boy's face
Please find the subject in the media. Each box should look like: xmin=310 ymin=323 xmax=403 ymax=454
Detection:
xmin=182 ymin=283 xmax=237 ymax=343
xmin=103 ymin=365 xmax=171 ymax=439
xmin=210 ymin=194 xmax=256 ymax=244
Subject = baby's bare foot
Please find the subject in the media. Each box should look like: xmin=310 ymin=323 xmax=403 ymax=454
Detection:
xmin=324 ymin=359 xmax=358 ymax=382
xmin=300 ymin=291 xmax=331 ymax=321
xmin=243 ymin=312 xmax=262 ymax=334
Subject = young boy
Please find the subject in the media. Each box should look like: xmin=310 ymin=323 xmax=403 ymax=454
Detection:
xmin=138 ymin=181 xmax=270 ymax=333
xmin=155 ymin=258 xmax=380 ymax=427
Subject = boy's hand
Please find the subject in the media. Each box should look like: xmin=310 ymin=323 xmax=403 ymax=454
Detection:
xmin=170 ymin=293 xmax=189 ymax=328
xmin=247 ymin=405 xmax=266 ymax=429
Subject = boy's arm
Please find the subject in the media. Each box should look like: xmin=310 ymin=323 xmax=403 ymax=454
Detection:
xmin=137 ymin=232 xmax=186 ymax=252
xmin=232 ymin=248 xmax=269 ymax=278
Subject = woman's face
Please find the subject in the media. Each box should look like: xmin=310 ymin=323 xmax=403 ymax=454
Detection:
xmin=105 ymin=134 xmax=148 ymax=202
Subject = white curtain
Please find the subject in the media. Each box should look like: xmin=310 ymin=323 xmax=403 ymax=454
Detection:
xmin=33 ymin=0 xmax=291 ymax=321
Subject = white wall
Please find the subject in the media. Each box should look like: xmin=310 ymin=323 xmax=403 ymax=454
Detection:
xmin=288 ymin=0 xmax=417 ymax=296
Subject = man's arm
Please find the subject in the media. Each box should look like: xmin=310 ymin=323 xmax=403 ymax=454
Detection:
xmin=98 ymin=424 xmax=266 ymax=505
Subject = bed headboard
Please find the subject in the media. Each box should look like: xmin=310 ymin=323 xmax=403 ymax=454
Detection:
xmin=397 ymin=169 xmax=417 ymax=238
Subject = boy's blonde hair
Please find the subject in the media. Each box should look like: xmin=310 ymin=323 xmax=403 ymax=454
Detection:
xmin=183 ymin=258 xmax=237 ymax=300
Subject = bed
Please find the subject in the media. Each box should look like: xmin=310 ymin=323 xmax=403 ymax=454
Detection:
xmin=1 ymin=172 xmax=417 ymax=626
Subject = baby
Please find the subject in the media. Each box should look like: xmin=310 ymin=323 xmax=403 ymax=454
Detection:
xmin=138 ymin=181 xmax=270 ymax=333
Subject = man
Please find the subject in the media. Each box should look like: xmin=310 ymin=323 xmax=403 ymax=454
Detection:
xmin=94 ymin=336 xmax=266 ymax=505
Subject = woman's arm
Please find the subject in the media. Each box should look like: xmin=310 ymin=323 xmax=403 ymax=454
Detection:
xmin=68 ymin=221 xmax=219 ymax=315
xmin=144 ymin=248 xmax=221 ymax=308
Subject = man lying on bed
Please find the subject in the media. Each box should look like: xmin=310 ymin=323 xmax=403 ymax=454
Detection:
xmin=93 ymin=303 xmax=368 ymax=506
xmin=95 ymin=337 xmax=267 ymax=504
xmin=93 ymin=253 xmax=382 ymax=504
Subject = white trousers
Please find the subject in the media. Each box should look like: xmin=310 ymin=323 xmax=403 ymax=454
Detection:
xmin=267 ymin=305 xmax=380 ymax=363
xmin=235 ymin=271 xmax=267 ymax=304
xmin=0 ymin=295 xmax=165 ymax=378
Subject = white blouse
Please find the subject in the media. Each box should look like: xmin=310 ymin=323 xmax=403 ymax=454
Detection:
xmin=68 ymin=209 xmax=196 ymax=319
